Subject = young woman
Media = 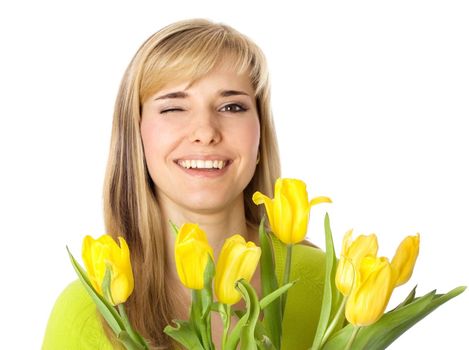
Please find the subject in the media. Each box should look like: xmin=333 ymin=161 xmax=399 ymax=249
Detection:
xmin=43 ymin=19 xmax=325 ymax=349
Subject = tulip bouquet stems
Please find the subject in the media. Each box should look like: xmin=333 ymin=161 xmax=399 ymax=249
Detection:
xmin=67 ymin=178 xmax=466 ymax=350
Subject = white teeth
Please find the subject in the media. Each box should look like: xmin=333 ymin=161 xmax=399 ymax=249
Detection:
xmin=178 ymin=160 xmax=226 ymax=169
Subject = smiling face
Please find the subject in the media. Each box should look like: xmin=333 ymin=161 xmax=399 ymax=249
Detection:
xmin=140 ymin=63 xmax=260 ymax=214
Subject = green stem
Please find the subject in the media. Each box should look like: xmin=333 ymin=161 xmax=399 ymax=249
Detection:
xmin=206 ymin=306 xmax=214 ymax=350
xmin=192 ymin=290 xmax=212 ymax=350
xmin=344 ymin=326 xmax=360 ymax=350
xmin=221 ymin=304 xmax=231 ymax=350
xmin=319 ymin=297 xmax=347 ymax=348
xmin=281 ymin=244 xmax=293 ymax=317
xmin=117 ymin=304 xmax=149 ymax=349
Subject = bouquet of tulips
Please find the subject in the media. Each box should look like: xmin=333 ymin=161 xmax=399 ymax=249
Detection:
xmin=68 ymin=178 xmax=465 ymax=350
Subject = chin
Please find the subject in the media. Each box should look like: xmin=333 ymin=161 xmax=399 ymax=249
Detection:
xmin=183 ymin=194 xmax=234 ymax=213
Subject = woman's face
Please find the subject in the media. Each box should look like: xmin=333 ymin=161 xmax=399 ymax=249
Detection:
xmin=140 ymin=63 xmax=260 ymax=214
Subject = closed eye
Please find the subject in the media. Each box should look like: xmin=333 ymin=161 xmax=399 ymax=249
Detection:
xmin=160 ymin=107 xmax=185 ymax=114
xmin=219 ymin=103 xmax=248 ymax=113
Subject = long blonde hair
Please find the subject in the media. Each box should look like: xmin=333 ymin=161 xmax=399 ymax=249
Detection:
xmin=103 ymin=19 xmax=280 ymax=348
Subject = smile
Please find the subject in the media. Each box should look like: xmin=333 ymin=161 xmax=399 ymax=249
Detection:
xmin=176 ymin=159 xmax=228 ymax=170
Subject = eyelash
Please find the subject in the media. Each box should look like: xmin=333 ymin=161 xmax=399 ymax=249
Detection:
xmin=220 ymin=103 xmax=248 ymax=113
xmin=159 ymin=103 xmax=248 ymax=115
xmin=160 ymin=108 xmax=184 ymax=114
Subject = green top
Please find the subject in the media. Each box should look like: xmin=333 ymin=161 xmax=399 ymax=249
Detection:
xmin=42 ymin=239 xmax=325 ymax=350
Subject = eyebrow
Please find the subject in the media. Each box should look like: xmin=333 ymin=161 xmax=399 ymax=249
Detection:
xmin=219 ymin=90 xmax=249 ymax=97
xmin=154 ymin=89 xmax=249 ymax=101
xmin=154 ymin=91 xmax=188 ymax=100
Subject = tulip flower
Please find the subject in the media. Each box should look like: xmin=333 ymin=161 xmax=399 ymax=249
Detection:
xmin=391 ymin=234 xmax=420 ymax=286
xmin=335 ymin=230 xmax=379 ymax=296
xmin=345 ymin=256 xmax=394 ymax=326
xmin=82 ymin=234 xmax=134 ymax=305
xmin=175 ymin=223 xmax=214 ymax=290
xmin=214 ymin=234 xmax=261 ymax=305
xmin=252 ymin=178 xmax=331 ymax=244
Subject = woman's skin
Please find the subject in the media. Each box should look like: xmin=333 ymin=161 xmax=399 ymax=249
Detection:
xmin=140 ymin=61 xmax=262 ymax=346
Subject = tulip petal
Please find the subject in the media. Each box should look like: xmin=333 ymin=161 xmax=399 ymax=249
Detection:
xmin=277 ymin=192 xmax=294 ymax=243
xmin=255 ymin=178 xmax=330 ymax=245
xmin=310 ymin=196 xmax=333 ymax=207
xmin=215 ymin=235 xmax=261 ymax=305
xmin=346 ymin=256 xmax=394 ymax=326
xmin=391 ymin=234 xmax=420 ymax=287
xmin=252 ymin=192 xmax=275 ymax=231
xmin=175 ymin=224 xmax=213 ymax=290
xmin=335 ymin=232 xmax=378 ymax=296
xmin=349 ymin=234 xmax=379 ymax=260
xmin=284 ymin=179 xmax=309 ymax=215
xmin=82 ymin=234 xmax=134 ymax=305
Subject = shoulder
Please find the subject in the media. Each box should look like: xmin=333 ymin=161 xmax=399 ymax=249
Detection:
xmin=42 ymin=280 xmax=113 ymax=350
xmin=286 ymin=242 xmax=326 ymax=309
xmin=271 ymin=238 xmax=326 ymax=349
xmin=271 ymin=237 xmax=326 ymax=289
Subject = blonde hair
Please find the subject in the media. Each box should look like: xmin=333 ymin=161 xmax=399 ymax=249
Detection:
xmin=103 ymin=19 xmax=280 ymax=348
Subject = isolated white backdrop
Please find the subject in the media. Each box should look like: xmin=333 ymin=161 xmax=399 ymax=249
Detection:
xmin=0 ymin=1 xmax=467 ymax=349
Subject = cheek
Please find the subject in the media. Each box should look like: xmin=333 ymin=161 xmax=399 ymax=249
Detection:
xmin=140 ymin=118 xmax=175 ymax=176
xmin=140 ymin=119 xmax=160 ymax=166
xmin=239 ymin=117 xmax=261 ymax=156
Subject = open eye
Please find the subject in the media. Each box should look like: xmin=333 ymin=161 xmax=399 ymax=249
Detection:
xmin=220 ymin=103 xmax=247 ymax=113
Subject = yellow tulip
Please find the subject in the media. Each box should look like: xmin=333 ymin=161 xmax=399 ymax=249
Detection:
xmin=214 ymin=234 xmax=261 ymax=305
xmin=252 ymin=178 xmax=331 ymax=244
xmin=82 ymin=234 xmax=134 ymax=305
xmin=175 ymin=223 xmax=214 ymax=290
xmin=391 ymin=234 xmax=420 ymax=286
xmin=335 ymin=230 xmax=379 ymax=296
xmin=345 ymin=256 xmax=394 ymax=326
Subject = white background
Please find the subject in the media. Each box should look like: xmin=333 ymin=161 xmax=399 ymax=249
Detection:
xmin=0 ymin=0 xmax=468 ymax=348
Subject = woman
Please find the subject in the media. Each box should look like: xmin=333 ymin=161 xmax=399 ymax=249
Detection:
xmin=43 ymin=19 xmax=325 ymax=349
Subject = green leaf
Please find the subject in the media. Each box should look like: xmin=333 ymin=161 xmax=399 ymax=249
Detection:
xmin=102 ymin=265 xmax=114 ymax=305
xmin=391 ymin=285 xmax=417 ymax=311
xmin=190 ymin=290 xmax=214 ymax=350
xmin=238 ymin=279 xmax=261 ymax=350
xmin=67 ymin=247 xmax=124 ymax=335
xmin=169 ymin=220 xmax=179 ymax=238
xmin=311 ymin=213 xmax=344 ymax=350
xmin=164 ymin=320 xmax=205 ymax=350
xmin=118 ymin=304 xmax=150 ymax=349
xmin=259 ymin=281 xmax=296 ymax=310
xmin=117 ymin=330 xmax=147 ymax=350
xmin=254 ymin=320 xmax=277 ymax=350
xmin=323 ymin=286 xmax=466 ymax=349
xmin=201 ymin=257 xmax=216 ymax=350
xmin=225 ymin=279 xmax=261 ymax=350
xmin=258 ymin=217 xmax=282 ymax=349
xmin=202 ymin=257 xmax=215 ymax=319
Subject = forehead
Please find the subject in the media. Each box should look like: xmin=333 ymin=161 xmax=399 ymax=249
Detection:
xmin=141 ymin=51 xmax=256 ymax=103
xmin=152 ymin=60 xmax=255 ymax=98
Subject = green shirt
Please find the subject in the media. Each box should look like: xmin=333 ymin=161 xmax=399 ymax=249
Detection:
xmin=42 ymin=240 xmax=325 ymax=349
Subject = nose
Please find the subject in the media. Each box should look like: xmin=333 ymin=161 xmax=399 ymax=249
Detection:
xmin=189 ymin=112 xmax=221 ymax=145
